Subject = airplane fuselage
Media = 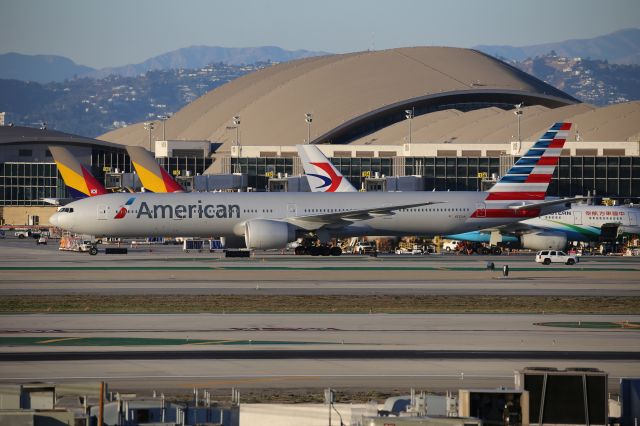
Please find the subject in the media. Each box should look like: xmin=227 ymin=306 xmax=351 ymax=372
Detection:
xmin=524 ymin=204 xmax=640 ymax=240
xmin=51 ymin=192 xmax=560 ymax=241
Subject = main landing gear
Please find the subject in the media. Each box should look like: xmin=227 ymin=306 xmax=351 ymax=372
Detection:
xmin=294 ymin=244 xmax=342 ymax=256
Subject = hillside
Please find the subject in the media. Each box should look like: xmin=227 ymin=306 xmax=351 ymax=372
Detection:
xmin=0 ymin=46 xmax=329 ymax=83
xmin=0 ymin=63 xmax=268 ymax=136
xmin=475 ymin=28 xmax=640 ymax=64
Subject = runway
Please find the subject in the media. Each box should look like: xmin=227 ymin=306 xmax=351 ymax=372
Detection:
xmin=0 ymin=239 xmax=639 ymax=297
xmin=0 ymin=237 xmax=638 ymax=393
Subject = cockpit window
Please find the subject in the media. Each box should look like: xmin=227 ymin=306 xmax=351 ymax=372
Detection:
xmin=58 ymin=207 xmax=74 ymax=213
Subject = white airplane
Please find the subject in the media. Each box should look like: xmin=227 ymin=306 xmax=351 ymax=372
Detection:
xmin=297 ymin=144 xmax=357 ymax=192
xmin=50 ymin=123 xmax=581 ymax=255
xmin=447 ymin=203 xmax=640 ymax=251
xmin=297 ymin=132 xmax=640 ymax=252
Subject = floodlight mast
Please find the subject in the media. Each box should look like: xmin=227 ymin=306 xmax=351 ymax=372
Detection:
xmin=514 ymin=103 xmax=524 ymax=143
xmin=405 ymin=109 xmax=414 ymax=145
xmin=305 ymin=113 xmax=313 ymax=144
xmin=144 ymin=122 xmax=155 ymax=151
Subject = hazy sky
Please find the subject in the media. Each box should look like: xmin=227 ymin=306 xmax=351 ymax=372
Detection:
xmin=1 ymin=0 xmax=638 ymax=68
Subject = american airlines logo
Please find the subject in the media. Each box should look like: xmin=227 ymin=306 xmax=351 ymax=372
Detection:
xmin=136 ymin=201 xmax=241 ymax=219
xmin=114 ymin=197 xmax=136 ymax=219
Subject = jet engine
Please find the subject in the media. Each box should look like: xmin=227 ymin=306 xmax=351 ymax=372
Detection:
xmin=520 ymin=231 xmax=568 ymax=251
xmin=244 ymin=219 xmax=296 ymax=249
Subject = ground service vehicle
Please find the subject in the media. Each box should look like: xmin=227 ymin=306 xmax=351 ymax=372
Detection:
xmin=535 ymin=250 xmax=578 ymax=265
xmin=355 ymin=242 xmax=376 ymax=254
xmin=443 ymin=241 xmax=460 ymax=252
xmin=395 ymin=247 xmax=424 ymax=255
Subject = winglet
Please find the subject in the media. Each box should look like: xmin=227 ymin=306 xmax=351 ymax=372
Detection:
xmin=49 ymin=146 xmax=108 ymax=198
xmin=297 ymin=144 xmax=357 ymax=192
xmin=126 ymin=146 xmax=184 ymax=193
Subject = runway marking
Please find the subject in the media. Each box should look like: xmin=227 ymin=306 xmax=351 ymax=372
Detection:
xmin=0 ymin=337 xmax=329 ymax=346
xmin=536 ymin=321 xmax=640 ymax=330
xmin=37 ymin=337 xmax=84 ymax=344
xmin=189 ymin=339 xmax=250 ymax=345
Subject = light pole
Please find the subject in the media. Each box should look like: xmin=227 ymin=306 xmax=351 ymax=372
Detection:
xmin=405 ymin=109 xmax=414 ymax=145
xmin=305 ymin=113 xmax=313 ymax=144
xmin=159 ymin=114 xmax=171 ymax=140
xmin=514 ymin=103 xmax=523 ymax=143
xmin=144 ymin=122 xmax=155 ymax=151
xmin=232 ymin=116 xmax=241 ymax=173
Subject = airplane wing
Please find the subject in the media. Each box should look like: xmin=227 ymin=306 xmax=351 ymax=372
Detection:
xmin=508 ymin=196 xmax=587 ymax=211
xmin=286 ymin=201 xmax=446 ymax=230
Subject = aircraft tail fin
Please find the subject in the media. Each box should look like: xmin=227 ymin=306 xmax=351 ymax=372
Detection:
xmin=486 ymin=122 xmax=571 ymax=202
xmin=49 ymin=146 xmax=108 ymax=198
xmin=296 ymin=144 xmax=357 ymax=192
xmin=126 ymin=146 xmax=184 ymax=193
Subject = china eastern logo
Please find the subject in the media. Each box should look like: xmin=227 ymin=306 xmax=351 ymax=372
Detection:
xmin=114 ymin=197 xmax=136 ymax=219
xmin=308 ymin=162 xmax=343 ymax=192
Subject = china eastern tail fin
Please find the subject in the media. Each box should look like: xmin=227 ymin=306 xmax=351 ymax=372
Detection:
xmin=296 ymin=144 xmax=357 ymax=192
xmin=49 ymin=146 xmax=108 ymax=198
xmin=126 ymin=146 xmax=184 ymax=193
xmin=486 ymin=122 xmax=571 ymax=202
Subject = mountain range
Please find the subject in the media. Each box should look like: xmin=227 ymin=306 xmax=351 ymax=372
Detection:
xmin=0 ymin=46 xmax=330 ymax=83
xmin=474 ymin=28 xmax=640 ymax=64
xmin=0 ymin=52 xmax=94 ymax=83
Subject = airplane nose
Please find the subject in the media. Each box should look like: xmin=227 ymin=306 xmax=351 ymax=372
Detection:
xmin=49 ymin=213 xmax=59 ymax=227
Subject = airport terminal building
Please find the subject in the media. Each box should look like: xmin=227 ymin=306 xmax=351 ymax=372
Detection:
xmin=2 ymin=46 xmax=640 ymax=225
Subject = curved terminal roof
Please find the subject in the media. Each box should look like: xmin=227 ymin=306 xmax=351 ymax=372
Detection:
xmin=351 ymin=101 xmax=640 ymax=145
xmin=0 ymin=125 xmax=121 ymax=149
xmin=100 ymin=47 xmax=577 ymax=150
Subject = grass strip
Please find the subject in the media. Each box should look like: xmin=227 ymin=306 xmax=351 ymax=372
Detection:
xmin=1 ymin=295 xmax=638 ymax=314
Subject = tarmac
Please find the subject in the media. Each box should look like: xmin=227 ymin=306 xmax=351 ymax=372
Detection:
xmin=0 ymin=236 xmax=638 ymax=393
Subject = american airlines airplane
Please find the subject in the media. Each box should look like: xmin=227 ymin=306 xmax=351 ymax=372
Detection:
xmin=50 ymin=123 xmax=580 ymax=254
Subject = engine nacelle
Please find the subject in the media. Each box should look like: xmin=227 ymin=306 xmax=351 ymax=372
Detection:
xmin=244 ymin=219 xmax=296 ymax=250
xmin=520 ymin=231 xmax=568 ymax=251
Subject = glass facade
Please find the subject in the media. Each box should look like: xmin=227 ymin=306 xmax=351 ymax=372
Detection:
xmin=91 ymin=148 xmax=133 ymax=177
xmin=232 ymin=156 xmax=640 ymax=197
xmin=0 ymin=162 xmax=65 ymax=206
xmin=157 ymin=156 xmax=213 ymax=179
xmin=231 ymin=157 xmax=296 ymax=190
xmin=405 ymin=156 xmax=502 ymax=191
xmin=3 ymin=153 xmax=639 ymax=205
xmin=1 ymin=147 xmax=214 ymax=206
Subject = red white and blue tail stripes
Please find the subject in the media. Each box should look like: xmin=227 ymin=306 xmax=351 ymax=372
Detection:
xmin=487 ymin=122 xmax=571 ymax=202
xmin=470 ymin=122 xmax=571 ymax=219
